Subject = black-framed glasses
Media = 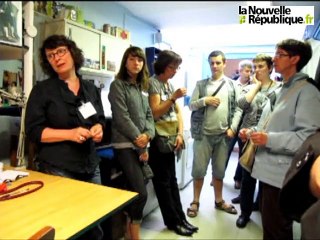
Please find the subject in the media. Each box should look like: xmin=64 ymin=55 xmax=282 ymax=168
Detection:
xmin=274 ymin=52 xmax=291 ymax=58
xmin=46 ymin=47 xmax=68 ymax=61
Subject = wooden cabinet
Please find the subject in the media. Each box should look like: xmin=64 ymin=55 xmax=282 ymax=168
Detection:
xmin=44 ymin=19 xmax=130 ymax=77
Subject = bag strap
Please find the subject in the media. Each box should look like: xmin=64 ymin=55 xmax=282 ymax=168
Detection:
xmin=262 ymin=79 xmax=308 ymax=130
xmin=211 ymin=80 xmax=226 ymax=96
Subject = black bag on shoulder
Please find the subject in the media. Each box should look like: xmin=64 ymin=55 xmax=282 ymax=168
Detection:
xmin=190 ymin=107 xmax=205 ymax=139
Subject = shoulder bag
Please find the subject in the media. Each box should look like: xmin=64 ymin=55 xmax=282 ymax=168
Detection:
xmin=239 ymin=138 xmax=256 ymax=173
xmin=154 ymin=120 xmax=180 ymax=153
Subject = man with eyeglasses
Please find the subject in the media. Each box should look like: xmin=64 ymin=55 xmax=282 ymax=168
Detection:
xmin=239 ymin=39 xmax=320 ymax=240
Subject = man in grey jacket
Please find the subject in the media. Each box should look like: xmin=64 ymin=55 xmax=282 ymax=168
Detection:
xmin=239 ymin=39 xmax=320 ymax=240
xmin=187 ymin=50 xmax=242 ymax=217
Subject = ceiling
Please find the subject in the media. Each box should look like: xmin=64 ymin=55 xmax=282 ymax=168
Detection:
xmin=116 ymin=1 xmax=319 ymax=51
xmin=116 ymin=1 xmax=319 ymax=30
xmin=116 ymin=1 xmax=245 ymax=30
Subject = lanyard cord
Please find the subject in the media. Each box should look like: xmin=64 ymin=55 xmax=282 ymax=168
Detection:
xmin=0 ymin=181 xmax=44 ymax=201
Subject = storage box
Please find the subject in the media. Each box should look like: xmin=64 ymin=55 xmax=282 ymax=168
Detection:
xmin=112 ymin=27 xmax=130 ymax=40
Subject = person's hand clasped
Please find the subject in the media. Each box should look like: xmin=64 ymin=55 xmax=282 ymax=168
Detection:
xmin=250 ymin=131 xmax=268 ymax=146
xmin=205 ymin=96 xmax=220 ymax=107
xmin=239 ymin=128 xmax=251 ymax=142
xmin=134 ymin=133 xmax=149 ymax=148
xmin=90 ymin=123 xmax=103 ymax=143
xmin=74 ymin=127 xmax=91 ymax=143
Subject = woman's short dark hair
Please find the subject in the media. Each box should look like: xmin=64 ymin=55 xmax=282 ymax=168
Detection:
xmin=116 ymin=46 xmax=150 ymax=91
xmin=40 ymin=35 xmax=84 ymax=78
xmin=153 ymin=50 xmax=182 ymax=75
xmin=276 ymin=39 xmax=312 ymax=72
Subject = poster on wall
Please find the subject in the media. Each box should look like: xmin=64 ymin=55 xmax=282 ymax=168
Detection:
xmin=0 ymin=1 xmax=22 ymax=46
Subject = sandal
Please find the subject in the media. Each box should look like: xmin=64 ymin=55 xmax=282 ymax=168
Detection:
xmin=187 ymin=201 xmax=199 ymax=218
xmin=215 ymin=200 xmax=237 ymax=215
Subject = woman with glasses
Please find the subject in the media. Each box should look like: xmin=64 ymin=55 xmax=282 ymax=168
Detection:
xmin=25 ymin=35 xmax=106 ymax=240
xmin=239 ymin=39 xmax=320 ymax=240
xmin=148 ymin=50 xmax=198 ymax=237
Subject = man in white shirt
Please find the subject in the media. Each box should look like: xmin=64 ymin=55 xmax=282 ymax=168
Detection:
xmin=187 ymin=50 xmax=242 ymax=217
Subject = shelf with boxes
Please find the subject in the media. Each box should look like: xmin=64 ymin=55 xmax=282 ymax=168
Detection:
xmin=43 ymin=18 xmax=130 ymax=77
xmin=0 ymin=43 xmax=28 ymax=60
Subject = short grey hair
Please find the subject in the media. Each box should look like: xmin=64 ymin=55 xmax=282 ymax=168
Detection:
xmin=238 ymin=60 xmax=253 ymax=70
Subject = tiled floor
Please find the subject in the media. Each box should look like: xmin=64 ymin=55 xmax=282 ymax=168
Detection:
xmin=140 ymin=151 xmax=302 ymax=240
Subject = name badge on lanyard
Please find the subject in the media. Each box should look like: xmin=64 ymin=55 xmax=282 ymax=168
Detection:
xmin=78 ymin=101 xmax=97 ymax=119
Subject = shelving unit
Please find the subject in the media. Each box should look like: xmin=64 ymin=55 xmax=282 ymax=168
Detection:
xmin=0 ymin=1 xmax=35 ymax=167
xmin=0 ymin=43 xmax=28 ymax=60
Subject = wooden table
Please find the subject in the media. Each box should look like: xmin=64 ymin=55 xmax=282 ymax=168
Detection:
xmin=0 ymin=169 xmax=137 ymax=239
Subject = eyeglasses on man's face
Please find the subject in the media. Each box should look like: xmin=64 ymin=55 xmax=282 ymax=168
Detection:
xmin=46 ymin=47 xmax=68 ymax=61
xmin=274 ymin=52 xmax=291 ymax=59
